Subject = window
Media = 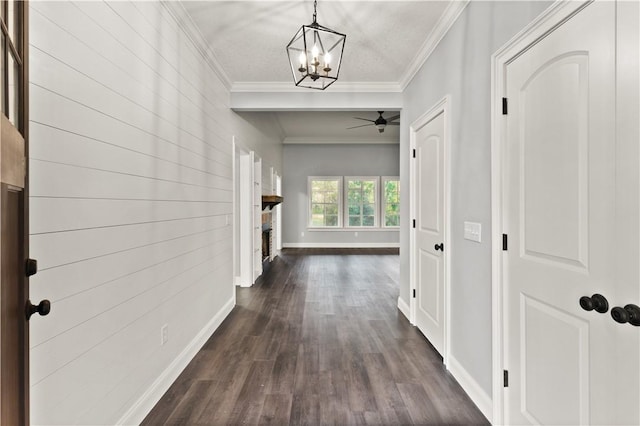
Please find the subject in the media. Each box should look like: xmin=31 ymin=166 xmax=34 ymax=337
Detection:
xmin=382 ymin=177 xmax=400 ymax=227
xmin=345 ymin=177 xmax=378 ymax=227
xmin=309 ymin=177 xmax=342 ymax=227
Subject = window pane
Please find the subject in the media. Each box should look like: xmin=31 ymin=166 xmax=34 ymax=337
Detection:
xmin=8 ymin=51 xmax=19 ymax=127
xmin=363 ymin=204 xmax=374 ymax=216
xmin=325 ymin=204 xmax=338 ymax=215
xmin=348 ymin=205 xmax=360 ymax=216
xmin=311 ymin=214 xmax=324 ymax=227
xmin=349 ymin=216 xmax=361 ymax=226
xmin=310 ymin=178 xmax=340 ymax=227
xmin=1 ymin=33 xmax=5 ymax=119
xmin=383 ymin=179 xmax=400 ymax=227
xmin=363 ymin=216 xmax=375 ymax=226
xmin=8 ymin=1 xmax=20 ymax=52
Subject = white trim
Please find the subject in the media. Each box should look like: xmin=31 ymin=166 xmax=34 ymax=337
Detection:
xmin=160 ymin=1 xmax=232 ymax=90
xmin=283 ymin=136 xmax=399 ymax=145
xmin=399 ymin=1 xmax=470 ymax=90
xmin=117 ymin=296 xmax=235 ymax=425
xmin=283 ymin=242 xmax=399 ymax=249
xmin=409 ymin=95 xmax=452 ymax=364
xmin=447 ymin=355 xmax=493 ymax=424
xmin=490 ymin=2 xmax=592 ymax=424
xmin=397 ymin=296 xmax=411 ymax=323
xmin=231 ymin=81 xmax=402 ymax=93
xmin=307 ymin=227 xmax=399 ymax=233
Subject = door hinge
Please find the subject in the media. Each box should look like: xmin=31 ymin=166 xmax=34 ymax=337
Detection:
xmin=412 ymin=219 xmax=416 ymax=228
xmin=502 ymin=97 xmax=508 ymax=115
xmin=412 ymin=149 xmax=416 ymax=158
xmin=503 ymin=370 xmax=509 ymax=387
xmin=502 ymin=234 xmax=508 ymax=251
xmin=413 ymin=289 xmax=416 ymax=298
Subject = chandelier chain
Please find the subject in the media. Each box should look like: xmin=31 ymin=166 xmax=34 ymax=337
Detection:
xmin=313 ymin=0 xmax=317 ymax=23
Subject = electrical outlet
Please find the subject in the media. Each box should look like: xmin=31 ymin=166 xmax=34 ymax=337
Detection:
xmin=161 ymin=324 xmax=169 ymax=346
xmin=354 ymin=232 xmax=358 ymax=237
xmin=301 ymin=231 xmax=305 ymax=237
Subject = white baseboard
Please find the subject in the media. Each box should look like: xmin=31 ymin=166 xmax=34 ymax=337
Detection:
xmin=397 ymin=296 xmax=411 ymax=322
xmin=116 ymin=296 xmax=235 ymax=425
xmin=283 ymin=242 xmax=400 ymax=248
xmin=447 ymin=355 xmax=493 ymax=423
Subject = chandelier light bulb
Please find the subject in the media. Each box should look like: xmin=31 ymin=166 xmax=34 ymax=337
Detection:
xmin=298 ymin=51 xmax=307 ymax=72
xmin=312 ymin=44 xmax=319 ymax=60
xmin=324 ymin=52 xmax=331 ymax=67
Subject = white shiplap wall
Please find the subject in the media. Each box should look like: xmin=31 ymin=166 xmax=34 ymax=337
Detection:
xmin=28 ymin=1 xmax=282 ymax=424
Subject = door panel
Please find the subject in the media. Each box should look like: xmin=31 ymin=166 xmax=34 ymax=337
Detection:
xmin=503 ymin=2 xmax=638 ymax=424
xmin=415 ymin=111 xmax=445 ymax=355
xmin=1 ymin=185 xmax=26 ymax=426
xmin=521 ymin=55 xmax=589 ymax=268
xmin=521 ymin=295 xmax=589 ymax=425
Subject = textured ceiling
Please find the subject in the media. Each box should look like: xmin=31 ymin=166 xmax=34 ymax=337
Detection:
xmin=180 ymin=0 xmax=450 ymax=85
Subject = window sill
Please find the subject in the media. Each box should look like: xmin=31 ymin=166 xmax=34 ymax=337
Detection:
xmin=307 ymin=227 xmax=399 ymax=232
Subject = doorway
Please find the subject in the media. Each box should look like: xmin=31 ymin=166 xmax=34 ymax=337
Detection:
xmin=491 ymin=1 xmax=640 ymax=423
xmin=0 ymin=1 xmax=31 ymax=423
xmin=410 ymin=96 xmax=451 ymax=361
xmin=234 ymin=142 xmax=253 ymax=287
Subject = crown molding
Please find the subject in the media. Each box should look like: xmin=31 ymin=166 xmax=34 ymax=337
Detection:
xmin=283 ymin=136 xmax=399 ymax=145
xmin=231 ymin=81 xmax=402 ymax=93
xmin=160 ymin=1 xmax=233 ymax=91
xmin=398 ymin=0 xmax=470 ymax=90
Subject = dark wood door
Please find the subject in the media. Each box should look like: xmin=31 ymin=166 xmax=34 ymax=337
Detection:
xmin=0 ymin=1 xmax=30 ymax=424
xmin=1 ymin=183 xmax=26 ymax=425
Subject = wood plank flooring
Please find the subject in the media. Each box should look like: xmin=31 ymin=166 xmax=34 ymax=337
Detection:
xmin=143 ymin=248 xmax=488 ymax=425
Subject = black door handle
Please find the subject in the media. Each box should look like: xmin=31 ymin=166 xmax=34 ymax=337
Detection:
xmin=579 ymin=294 xmax=609 ymax=313
xmin=611 ymin=304 xmax=640 ymax=326
xmin=26 ymin=300 xmax=50 ymax=320
xmin=434 ymin=243 xmax=444 ymax=252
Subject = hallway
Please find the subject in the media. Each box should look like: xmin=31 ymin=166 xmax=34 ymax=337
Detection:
xmin=143 ymin=249 xmax=488 ymax=425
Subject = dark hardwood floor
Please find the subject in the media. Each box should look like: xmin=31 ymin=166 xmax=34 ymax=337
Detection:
xmin=143 ymin=248 xmax=488 ymax=425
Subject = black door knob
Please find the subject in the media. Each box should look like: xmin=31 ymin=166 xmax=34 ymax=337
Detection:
xmin=579 ymin=294 xmax=609 ymax=313
xmin=26 ymin=299 xmax=50 ymax=320
xmin=434 ymin=243 xmax=444 ymax=252
xmin=611 ymin=304 xmax=640 ymax=326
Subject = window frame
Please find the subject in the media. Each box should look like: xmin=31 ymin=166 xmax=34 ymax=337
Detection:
xmin=308 ymin=176 xmax=343 ymax=228
xmin=381 ymin=176 xmax=401 ymax=228
xmin=344 ymin=176 xmax=379 ymax=228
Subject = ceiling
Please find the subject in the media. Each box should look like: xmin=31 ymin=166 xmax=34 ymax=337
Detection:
xmin=180 ymin=1 xmax=456 ymax=142
xmin=275 ymin=110 xmax=400 ymax=143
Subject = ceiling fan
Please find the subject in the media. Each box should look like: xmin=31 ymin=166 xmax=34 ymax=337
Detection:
xmin=348 ymin=111 xmax=400 ymax=133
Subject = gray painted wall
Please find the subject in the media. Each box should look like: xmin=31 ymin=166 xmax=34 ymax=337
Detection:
xmin=399 ymin=1 xmax=552 ymax=398
xmin=283 ymin=144 xmax=399 ymax=246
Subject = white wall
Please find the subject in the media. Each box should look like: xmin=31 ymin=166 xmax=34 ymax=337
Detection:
xmin=399 ymin=0 xmax=552 ymax=402
xmin=282 ymin=143 xmax=399 ymax=247
xmin=28 ymin=2 xmax=281 ymax=424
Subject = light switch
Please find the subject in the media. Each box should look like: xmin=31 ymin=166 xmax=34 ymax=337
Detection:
xmin=464 ymin=221 xmax=482 ymax=243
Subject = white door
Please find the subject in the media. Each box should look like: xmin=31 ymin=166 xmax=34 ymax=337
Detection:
xmin=503 ymin=2 xmax=639 ymax=424
xmin=414 ymin=111 xmax=445 ymax=356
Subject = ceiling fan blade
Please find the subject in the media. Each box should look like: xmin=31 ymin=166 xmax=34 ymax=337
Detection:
xmin=386 ymin=114 xmax=400 ymax=122
xmin=353 ymin=117 xmax=376 ymax=123
xmin=387 ymin=122 xmax=400 ymax=126
xmin=347 ymin=123 xmax=374 ymax=130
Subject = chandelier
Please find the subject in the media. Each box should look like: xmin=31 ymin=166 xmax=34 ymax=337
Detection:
xmin=286 ymin=0 xmax=346 ymax=90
